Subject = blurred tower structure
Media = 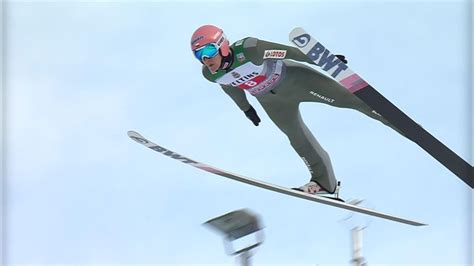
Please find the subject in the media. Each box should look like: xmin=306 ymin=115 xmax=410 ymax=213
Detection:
xmin=339 ymin=199 xmax=369 ymax=266
xmin=350 ymin=226 xmax=367 ymax=266
xmin=204 ymin=209 xmax=264 ymax=266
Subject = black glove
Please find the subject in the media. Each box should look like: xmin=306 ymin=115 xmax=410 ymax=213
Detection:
xmin=244 ymin=105 xmax=261 ymax=126
xmin=335 ymin=54 xmax=348 ymax=64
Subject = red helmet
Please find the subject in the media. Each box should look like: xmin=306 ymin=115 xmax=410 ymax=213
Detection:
xmin=190 ymin=25 xmax=230 ymax=57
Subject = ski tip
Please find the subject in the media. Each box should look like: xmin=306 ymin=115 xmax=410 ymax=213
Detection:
xmin=127 ymin=130 xmax=142 ymax=138
xmin=289 ymin=27 xmax=306 ymax=39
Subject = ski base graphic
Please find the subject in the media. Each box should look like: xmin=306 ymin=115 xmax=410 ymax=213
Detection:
xmin=128 ymin=130 xmax=426 ymax=227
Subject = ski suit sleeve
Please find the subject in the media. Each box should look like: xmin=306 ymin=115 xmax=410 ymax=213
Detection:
xmin=245 ymin=37 xmax=316 ymax=65
xmin=220 ymin=84 xmax=252 ymax=112
xmin=201 ymin=66 xmax=251 ymax=112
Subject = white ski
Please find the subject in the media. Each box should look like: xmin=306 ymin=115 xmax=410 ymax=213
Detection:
xmin=128 ymin=130 xmax=426 ymax=227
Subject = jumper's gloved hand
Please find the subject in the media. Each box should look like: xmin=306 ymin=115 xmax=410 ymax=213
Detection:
xmin=335 ymin=54 xmax=348 ymax=64
xmin=244 ymin=105 xmax=261 ymax=126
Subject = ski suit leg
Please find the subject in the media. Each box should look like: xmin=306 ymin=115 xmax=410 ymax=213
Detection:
xmin=284 ymin=61 xmax=403 ymax=136
xmin=257 ymin=98 xmax=338 ymax=193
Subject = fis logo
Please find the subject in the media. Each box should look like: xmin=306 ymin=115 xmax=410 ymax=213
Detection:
xmin=237 ymin=53 xmax=246 ymax=62
xmin=292 ymin=33 xmax=348 ymax=78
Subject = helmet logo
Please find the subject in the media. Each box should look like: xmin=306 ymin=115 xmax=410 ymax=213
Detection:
xmin=191 ymin=35 xmax=204 ymax=47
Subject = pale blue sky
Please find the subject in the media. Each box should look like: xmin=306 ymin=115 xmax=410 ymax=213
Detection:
xmin=3 ymin=1 xmax=472 ymax=265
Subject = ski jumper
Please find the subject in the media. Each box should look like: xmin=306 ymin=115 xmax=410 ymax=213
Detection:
xmin=202 ymin=37 xmax=399 ymax=193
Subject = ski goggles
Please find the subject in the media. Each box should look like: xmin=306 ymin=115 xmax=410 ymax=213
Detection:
xmin=193 ymin=43 xmax=220 ymax=62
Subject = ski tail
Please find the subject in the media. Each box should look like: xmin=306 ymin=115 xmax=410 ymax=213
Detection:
xmin=355 ymin=86 xmax=473 ymax=187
